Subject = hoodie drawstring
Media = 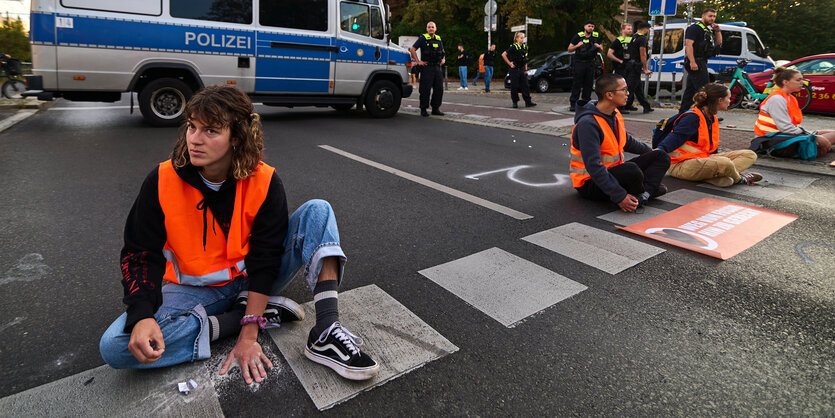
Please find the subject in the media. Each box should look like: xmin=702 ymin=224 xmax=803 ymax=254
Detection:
xmin=195 ymin=199 xmax=216 ymax=251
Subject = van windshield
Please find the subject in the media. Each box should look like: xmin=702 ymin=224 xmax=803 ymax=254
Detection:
xmin=651 ymin=28 xmax=684 ymax=55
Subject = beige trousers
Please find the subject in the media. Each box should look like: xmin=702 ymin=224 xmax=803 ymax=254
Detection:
xmin=668 ymin=150 xmax=757 ymax=186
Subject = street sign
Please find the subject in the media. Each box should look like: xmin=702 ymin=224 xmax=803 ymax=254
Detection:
xmin=526 ymin=17 xmax=542 ymax=25
xmin=649 ymin=0 xmax=677 ymax=16
xmin=511 ymin=25 xmax=525 ymax=32
xmin=483 ymin=15 xmax=497 ymax=32
xmin=483 ymin=0 xmax=497 ymax=15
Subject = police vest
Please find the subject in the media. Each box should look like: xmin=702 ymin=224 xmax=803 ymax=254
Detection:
xmin=754 ymin=89 xmax=803 ymax=136
xmin=420 ymin=33 xmax=444 ymax=65
xmin=509 ymin=42 xmax=528 ymax=66
xmin=669 ymin=107 xmax=719 ymax=164
xmin=569 ymin=112 xmax=627 ymax=188
xmin=158 ymin=160 xmax=274 ymax=287
xmin=694 ymin=22 xmax=717 ymax=59
xmin=615 ymin=36 xmax=632 ymax=61
xmin=575 ymin=31 xmax=599 ymax=60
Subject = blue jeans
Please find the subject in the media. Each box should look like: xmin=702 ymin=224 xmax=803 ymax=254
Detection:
xmin=99 ymin=199 xmax=346 ymax=369
xmin=459 ymin=66 xmax=468 ymax=87
xmin=484 ymin=66 xmax=494 ymax=90
xmin=473 ymin=72 xmax=483 ymax=84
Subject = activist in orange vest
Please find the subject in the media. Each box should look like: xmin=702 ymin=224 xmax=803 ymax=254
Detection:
xmin=754 ymin=67 xmax=835 ymax=157
xmin=570 ymin=73 xmax=670 ymax=212
xmin=658 ymin=83 xmax=761 ymax=187
xmin=100 ymin=86 xmax=379 ymax=384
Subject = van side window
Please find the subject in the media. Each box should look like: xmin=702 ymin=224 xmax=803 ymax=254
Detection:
xmin=746 ymin=33 xmax=768 ymax=58
xmin=651 ymin=29 xmax=683 ymax=55
xmin=260 ymin=0 xmax=328 ymax=31
xmin=170 ymin=0 xmax=251 ymax=24
xmin=341 ymin=2 xmax=370 ymax=37
xmin=370 ymin=6 xmax=384 ymax=39
xmin=61 ymin=0 xmax=162 ymax=16
xmin=719 ymin=30 xmax=742 ymax=56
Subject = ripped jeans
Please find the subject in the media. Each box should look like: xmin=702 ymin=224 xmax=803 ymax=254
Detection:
xmin=99 ymin=199 xmax=346 ymax=369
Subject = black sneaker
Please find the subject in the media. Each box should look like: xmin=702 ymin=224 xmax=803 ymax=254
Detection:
xmin=431 ymin=108 xmax=445 ymax=116
xmin=233 ymin=291 xmax=305 ymax=329
xmin=305 ymin=322 xmax=379 ymax=380
xmin=569 ymin=106 xmax=576 ymax=112
xmin=525 ymin=101 xmax=537 ymax=107
xmin=618 ymin=107 xmax=630 ymax=114
xmin=420 ymin=108 xmax=429 ymax=117
xmin=626 ymin=106 xmax=639 ymax=111
xmin=642 ymin=107 xmax=654 ymax=113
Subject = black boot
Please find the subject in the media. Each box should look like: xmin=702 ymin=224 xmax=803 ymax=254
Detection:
xmin=421 ymin=108 xmax=429 ymax=117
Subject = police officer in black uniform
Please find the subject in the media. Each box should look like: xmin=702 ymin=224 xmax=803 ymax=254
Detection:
xmin=568 ymin=20 xmax=602 ymax=112
xmin=607 ymin=23 xmax=633 ymax=113
xmin=501 ymin=32 xmax=536 ymax=108
xmin=625 ymin=21 xmax=654 ymax=113
xmin=410 ymin=21 xmax=446 ymax=117
xmin=679 ymin=8 xmax=722 ymax=113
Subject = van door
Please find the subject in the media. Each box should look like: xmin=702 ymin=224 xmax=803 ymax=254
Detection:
xmin=333 ymin=1 xmax=388 ymax=96
xmin=744 ymin=32 xmax=771 ymax=73
xmin=255 ymin=0 xmax=335 ymax=94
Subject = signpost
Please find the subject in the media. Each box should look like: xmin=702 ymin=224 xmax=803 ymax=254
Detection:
xmin=484 ymin=0 xmax=497 ymax=49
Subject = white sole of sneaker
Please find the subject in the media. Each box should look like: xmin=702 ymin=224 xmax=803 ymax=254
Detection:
xmin=304 ymin=347 xmax=380 ymax=381
xmin=268 ymin=296 xmax=305 ymax=321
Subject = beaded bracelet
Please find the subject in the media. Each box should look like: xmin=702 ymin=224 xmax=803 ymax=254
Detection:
xmin=240 ymin=315 xmax=267 ymax=329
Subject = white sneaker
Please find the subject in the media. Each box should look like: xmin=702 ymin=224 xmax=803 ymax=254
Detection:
xmin=457 ymin=87 xmax=464 ymax=90
xmin=464 ymin=87 xmax=469 ymax=90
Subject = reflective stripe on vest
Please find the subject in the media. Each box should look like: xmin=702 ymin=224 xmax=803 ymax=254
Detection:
xmin=569 ymin=111 xmax=626 ymax=188
xmin=754 ymin=89 xmax=803 ymax=136
xmin=158 ymin=160 xmax=274 ymax=287
xmin=669 ymin=108 xmax=719 ymax=164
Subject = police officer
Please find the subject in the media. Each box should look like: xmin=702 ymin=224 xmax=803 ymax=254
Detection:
xmin=624 ymin=21 xmax=654 ymax=113
xmin=607 ymin=23 xmax=633 ymax=113
xmin=679 ymin=8 xmax=723 ymax=113
xmin=502 ymin=32 xmax=536 ymax=108
xmin=568 ymin=20 xmax=602 ymax=112
xmin=410 ymin=21 xmax=446 ymax=117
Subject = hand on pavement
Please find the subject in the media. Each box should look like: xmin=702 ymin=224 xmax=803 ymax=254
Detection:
xmin=219 ymin=338 xmax=273 ymax=385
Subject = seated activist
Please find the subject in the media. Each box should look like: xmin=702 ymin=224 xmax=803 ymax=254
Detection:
xmin=99 ymin=85 xmax=379 ymax=383
xmin=751 ymin=66 xmax=835 ymax=158
xmin=657 ymin=83 xmax=762 ymax=187
xmin=570 ymin=73 xmax=670 ymax=212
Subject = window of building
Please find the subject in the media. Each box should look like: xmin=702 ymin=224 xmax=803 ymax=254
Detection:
xmin=260 ymin=0 xmax=328 ymax=31
xmin=170 ymin=0 xmax=252 ymax=24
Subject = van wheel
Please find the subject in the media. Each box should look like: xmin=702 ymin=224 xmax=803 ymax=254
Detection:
xmin=364 ymin=80 xmax=400 ymax=118
xmin=139 ymin=78 xmax=193 ymax=127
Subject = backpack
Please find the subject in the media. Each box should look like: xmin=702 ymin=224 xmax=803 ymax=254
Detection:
xmin=651 ymin=112 xmax=687 ymax=148
xmin=3 ymin=58 xmax=22 ymax=76
xmin=749 ymin=132 xmax=818 ymax=160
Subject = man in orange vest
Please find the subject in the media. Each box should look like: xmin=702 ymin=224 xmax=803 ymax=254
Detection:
xmin=570 ymin=73 xmax=670 ymax=212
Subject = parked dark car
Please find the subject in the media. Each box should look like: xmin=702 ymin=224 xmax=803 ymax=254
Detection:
xmin=504 ymin=51 xmax=605 ymax=93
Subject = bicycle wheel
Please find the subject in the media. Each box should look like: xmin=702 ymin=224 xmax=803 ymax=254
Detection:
xmin=792 ymin=83 xmax=813 ymax=112
xmin=728 ymin=80 xmax=745 ymax=109
xmin=1 ymin=79 xmax=25 ymax=99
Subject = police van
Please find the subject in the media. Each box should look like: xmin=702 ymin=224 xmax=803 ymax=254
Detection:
xmin=648 ymin=21 xmax=774 ymax=86
xmin=24 ymin=0 xmax=412 ymax=125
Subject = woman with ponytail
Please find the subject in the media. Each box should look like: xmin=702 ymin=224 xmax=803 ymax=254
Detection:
xmin=658 ymin=82 xmax=762 ymax=187
xmin=100 ymin=85 xmax=379 ymax=384
xmin=751 ymin=66 xmax=835 ymax=158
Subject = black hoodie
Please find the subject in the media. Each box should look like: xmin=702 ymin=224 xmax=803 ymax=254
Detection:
xmin=119 ymin=162 xmax=288 ymax=332
xmin=571 ymin=102 xmax=652 ymax=203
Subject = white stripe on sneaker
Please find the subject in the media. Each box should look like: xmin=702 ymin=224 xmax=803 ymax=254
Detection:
xmin=311 ymin=343 xmax=351 ymax=362
xmin=314 ymin=290 xmax=338 ymax=303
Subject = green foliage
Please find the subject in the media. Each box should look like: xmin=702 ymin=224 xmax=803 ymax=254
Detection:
xmin=0 ymin=18 xmax=30 ymax=61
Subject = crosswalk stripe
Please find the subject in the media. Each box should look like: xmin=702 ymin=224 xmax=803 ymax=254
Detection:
xmin=522 ymin=222 xmax=664 ymax=275
xmin=658 ymin=189 xmax=757 ymax=207
xmin=419 ymin=247 xmax=587 ymax=328
xmin=750 ymin=167 xmax=819 ymax=189
xmin=697 ymin=183 xmax=794 ymax=201
xmin=597 ymin=206 xmax=668 ymax=226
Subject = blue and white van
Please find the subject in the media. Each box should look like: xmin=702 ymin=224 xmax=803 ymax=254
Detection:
xmin=648 ymin=21 xmax=774 ymax=86
xmin=25 ymin=0 xmax=412 ymax=125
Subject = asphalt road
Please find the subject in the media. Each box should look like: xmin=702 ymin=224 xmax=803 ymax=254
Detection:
xmin=0 ymin=96 xmax=833 ymax=416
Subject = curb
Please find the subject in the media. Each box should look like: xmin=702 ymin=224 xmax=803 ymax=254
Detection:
xmin=0 ymin=100 xmax=51 ymax=134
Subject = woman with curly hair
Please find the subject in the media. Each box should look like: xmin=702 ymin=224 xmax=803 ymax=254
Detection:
xmin=99 ymin=85 xmax=378 ymax=383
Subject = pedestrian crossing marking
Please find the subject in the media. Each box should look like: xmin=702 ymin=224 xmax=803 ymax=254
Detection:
xmin=522 ymin=222 xmax=665 ymax=275
xmin=658 ymin=189 xmax=757 ymax=207
xmin=597 ymin=206 xmax=668 ymax=226
xmin=267 ymin=285 xmax=458 ymax=411
xmin=697 ymin=183 xmax=794 ymax=201
xmin=749 ymin=167 xmax=819 ymax=189
xmin=419 ymin=247 xmax=587 ymax=328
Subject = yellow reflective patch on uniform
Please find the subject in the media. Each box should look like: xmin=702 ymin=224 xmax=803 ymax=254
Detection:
xmin=432 ymin=43 xmax=438 ymax=47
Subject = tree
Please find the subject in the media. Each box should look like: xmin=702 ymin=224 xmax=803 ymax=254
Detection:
xmin=0 ymin=17 xmax=30 ymax=61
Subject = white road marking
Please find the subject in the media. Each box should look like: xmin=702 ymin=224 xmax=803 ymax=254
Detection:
xmin=697 ymin=183 xmax=794 ymax=201
xmin=319 ymin=145 xmax=533 ymax=220
xmin=597 ymin=206 xmax=668 ymax=226
xmin=465 ymin=165 xmax=570 ymax=187
xmin=419 ymin=247 xmax=587 ymax=327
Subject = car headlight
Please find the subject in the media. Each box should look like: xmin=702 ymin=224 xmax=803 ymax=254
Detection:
xmin=527 ymin=69 xmax=536 ymax=76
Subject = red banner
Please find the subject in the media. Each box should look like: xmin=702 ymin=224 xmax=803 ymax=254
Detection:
xmin=619 ymin=198 xmax=798 ymax=260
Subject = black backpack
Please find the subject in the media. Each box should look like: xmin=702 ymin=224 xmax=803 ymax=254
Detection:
xmin=3 ymin=58 xmax=22 ymax=76
xmin=651 ymin=111 xmax=688 ymax=148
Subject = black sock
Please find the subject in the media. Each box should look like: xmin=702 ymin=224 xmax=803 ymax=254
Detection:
xmin=312 ymin=280 xmax=339 ymax=336
xmin=207 ymin=310 xmax=245 ymax=342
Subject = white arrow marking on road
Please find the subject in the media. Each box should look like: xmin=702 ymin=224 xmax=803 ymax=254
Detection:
xmin=465 ymin=165 xmax=570 ymax=187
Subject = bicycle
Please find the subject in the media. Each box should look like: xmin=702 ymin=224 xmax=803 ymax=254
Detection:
xmin=723 ymin=58 xmax=812 ymax=111
xmin=0 ymin=57 xmax=26 ymax=99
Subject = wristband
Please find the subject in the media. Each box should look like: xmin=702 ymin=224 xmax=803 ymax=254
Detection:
xmin=240 ymin=315 xmax=267 ymax=329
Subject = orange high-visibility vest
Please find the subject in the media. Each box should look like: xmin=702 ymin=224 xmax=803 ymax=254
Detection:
xmin=569 ymin=111 xmax=627 ymax=188
xmin=754 ymin=89 xmax=803 ymax=136
xmin=157 ymin=160 xmax=274 ymax=287
xmin=669 ymin=107 xmax=719 ymax=164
